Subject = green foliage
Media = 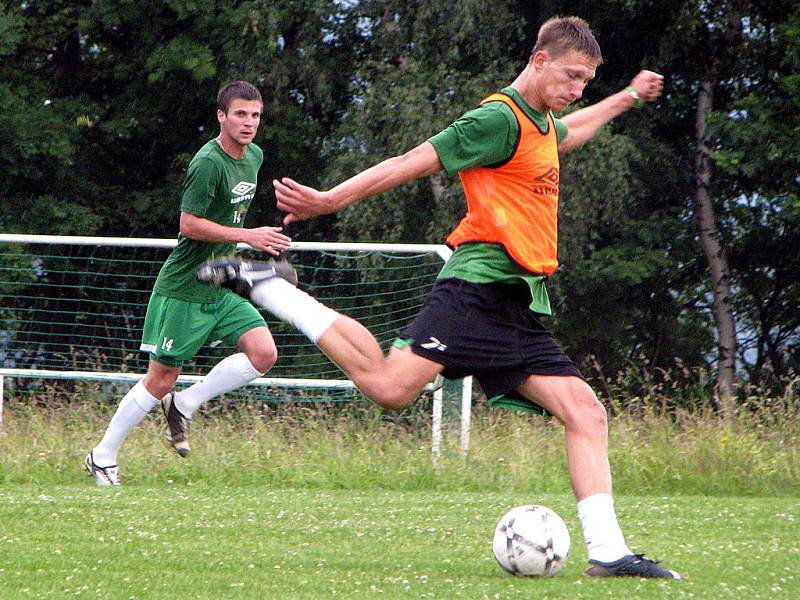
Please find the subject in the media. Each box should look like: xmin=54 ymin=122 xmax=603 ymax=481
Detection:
xmin=553 ymin=127 xmax=709 ymax=372
xmin=0 ymin=7 xmax=23 ymax=57
xmin=0 ymin=0 xmax=797 ymax=392
xmin=324 ymin=0 xmax=526 ymax=243
xmin=702 ymin=6 xmax=800 ymax=383
xmin=145 ymin=36 xmax=217 ymax=83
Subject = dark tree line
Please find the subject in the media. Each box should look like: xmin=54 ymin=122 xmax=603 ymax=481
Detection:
xmin=1 ymin=0 xmax=797 ymax=398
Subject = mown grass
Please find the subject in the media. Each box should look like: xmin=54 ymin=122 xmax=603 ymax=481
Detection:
xmin=1 ymin=390 xmax=799 ymax=598
xmin=0 ymin=488 xmax=798 ymax=599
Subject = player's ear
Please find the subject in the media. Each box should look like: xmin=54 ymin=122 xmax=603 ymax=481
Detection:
xmin=217 ymin=108 xmax=225 ymax=124
xmin=532 ymin=50 xmax=549 ymax=70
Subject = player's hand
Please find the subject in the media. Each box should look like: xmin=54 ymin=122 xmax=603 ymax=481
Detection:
xmin=274 ymin=177 xmax=332 ymax=225
xmin=629 ymin=70 xmax=664 ymax=104
xmin=244 ymin=226 xmax=291 ymax=256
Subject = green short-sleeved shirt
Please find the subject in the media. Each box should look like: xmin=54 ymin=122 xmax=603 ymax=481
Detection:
xmin=429 ymin=87 xmax=567 ymax=175
xmin=428 ymin=87 xmax=567 ymax=316
xmin=154 ymin=140 xmax=264 ymax=303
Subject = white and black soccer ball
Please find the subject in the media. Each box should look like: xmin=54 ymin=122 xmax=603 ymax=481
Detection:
xmin=492 ymin=505 xmax=571 ymax=576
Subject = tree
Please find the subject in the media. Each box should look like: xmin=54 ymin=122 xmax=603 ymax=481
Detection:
xmin=1 ymin=0 xmax=797 ymax=397
xmin=709 ymin=4 xmax=800 ymax=388
xmin=691 ymin=0 xmax=745 ymax=402
xmin=0 ymin=1 xmax=103 ymax=234
xmin=318 ymin=0 xmax=527 ymax=243
xmin=0 ymin=0 xmax=362 ymax=237
xmin=645 ymin=0 xmax=799 ymax=396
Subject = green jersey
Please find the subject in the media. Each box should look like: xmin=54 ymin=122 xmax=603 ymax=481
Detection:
xmin=428 ymin=87 xmax=568 ymax=316
xmin=154 ymin=139 xmax=264 ymax=303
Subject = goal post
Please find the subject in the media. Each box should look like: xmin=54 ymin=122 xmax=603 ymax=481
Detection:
xmin=0 ymin=234 xmax=473 ymax=454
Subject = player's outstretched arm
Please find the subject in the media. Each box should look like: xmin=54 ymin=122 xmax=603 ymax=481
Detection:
xmin=558 ymin=70 xmax=664 ymax=154
xmin=180 ymin=212 xmax=291 ymax=256
xmin=275 ymin=141 xmax=443 ymax=225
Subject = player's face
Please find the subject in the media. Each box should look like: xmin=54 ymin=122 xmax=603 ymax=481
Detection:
xmin=217 ymin=98 xmax=263 ymax=147
xmin=535 ymin=49 xmax=597 ymax=112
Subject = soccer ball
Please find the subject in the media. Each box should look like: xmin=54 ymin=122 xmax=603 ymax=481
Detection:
xmin=492 ymin=505 xmax=571 ymax=576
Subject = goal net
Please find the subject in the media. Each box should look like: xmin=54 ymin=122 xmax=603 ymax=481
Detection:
xmin=0 ymin=234 xmax=472 ymax=452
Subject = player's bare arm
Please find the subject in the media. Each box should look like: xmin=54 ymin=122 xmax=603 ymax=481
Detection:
xmin=275 ymin=141 xmax=443 ymax=225
xmin=179 ymin=212 xmax=291 ymax=256
xmin=558 ymin=70 xmax=663 ymax=154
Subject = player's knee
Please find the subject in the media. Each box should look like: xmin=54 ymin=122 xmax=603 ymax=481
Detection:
xmin=575 ymin=396 xmax=608 ymax=436
xmin=372 ymin=393 xmax=414 ymax=412
xmin=361 ymin=349 xmax=437 ymax=411
xmin=562 ymin=389 xmax=607 ymax=435
xmin=248 ymin=344 xmax=278 ymax=374
xmin=238 ymin=327 xmax=278 ymax=373
xmin=363 ymin=383 xmax=416 ymax=412
xmin=142 ymin=373 xmax=178 ymax=400
xmin=587 ymin=398 xmax=608 ymax=431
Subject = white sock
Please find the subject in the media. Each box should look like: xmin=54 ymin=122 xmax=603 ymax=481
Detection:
xmin=250 ymin=278 xmax=339 ymax=342
xmin=174 ymin=352 xmax=263 ymax=418
xmin=577 ymin=493 xmax=633 ymax=563
xmin=93 ymin=380 xmax=160 ymax=467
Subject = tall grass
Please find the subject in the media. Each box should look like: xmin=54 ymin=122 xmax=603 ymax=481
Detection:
xmin=1 ymin=376 xmax=798 ymax=495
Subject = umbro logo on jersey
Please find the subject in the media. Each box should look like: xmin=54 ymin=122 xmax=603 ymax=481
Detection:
xmin=534 ymin=167 xmax=559 ymax=185
xmin=420 ymin=337 xmax=447 ymax=351
xmin=531 ymin=167 xmax=559 ymax=197
xmin=231 ymin=181 xmax=257 ymax=203
xmin=232 ymin=181 xmax=256 ymax=195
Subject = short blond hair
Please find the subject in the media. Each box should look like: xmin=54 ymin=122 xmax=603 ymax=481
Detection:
xmin=531 ymin=16 xmax=603 ymax=63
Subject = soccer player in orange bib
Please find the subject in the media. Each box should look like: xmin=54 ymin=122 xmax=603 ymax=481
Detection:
xmin=200 ymin=17 xmax=680 ymax=579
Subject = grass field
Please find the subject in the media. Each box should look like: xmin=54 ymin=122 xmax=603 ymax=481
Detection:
xmin=0 ymin=487 xmax=798 ymax=599
xmin=1 ymin=395 xmax=798 ymax=598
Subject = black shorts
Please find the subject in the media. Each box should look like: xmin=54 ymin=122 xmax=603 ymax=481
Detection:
xmin=399 ymin=278 xmax=584 ymax=412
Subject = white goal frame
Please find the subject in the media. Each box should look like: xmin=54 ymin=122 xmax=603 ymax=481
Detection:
xmin=0 ymin=233 xmax=473 ymax=456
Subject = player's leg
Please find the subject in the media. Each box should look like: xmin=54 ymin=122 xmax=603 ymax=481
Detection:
xmin=162 ymin=295 xmax=275 ymax=456
xmin=86 ymin=292 xmax=194 ymax=485
xmin=101 ymin=292 xmax=211 ymax=465
xmin=168 ymin=296 xmax=275 ymax=418
xmin=86 ymin=358 xmax=180 ymax=486
xmin=167 ymin=328 xmax=275 ymax=419
xmin=196 ymin=255 xmax=441 ymax=409
xmin=517 ymin=375 xmax=681 ymax=578
xmin=517 ymin=375 xmax=611 ymax=500
xmin=318 ymin=318 xmax=443 ymax=410
xmin=251 ymin=294 xmax=441 ymax=409
xmin=515 ymin=375 xmax=623 ymax=553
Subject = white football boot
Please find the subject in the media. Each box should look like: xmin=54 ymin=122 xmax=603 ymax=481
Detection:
xmin=84 ymin=451 xmax=120 ymax=486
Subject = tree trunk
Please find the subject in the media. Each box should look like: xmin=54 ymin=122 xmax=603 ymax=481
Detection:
xmin=693 ymin=78 xmax=738 ymax=406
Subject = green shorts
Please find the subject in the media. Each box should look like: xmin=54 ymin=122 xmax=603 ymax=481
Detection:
xmin=140 ymin=290 xmax=267 ymax=367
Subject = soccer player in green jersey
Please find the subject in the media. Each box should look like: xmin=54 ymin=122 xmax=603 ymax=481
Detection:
xmin=201 ymin=18 xmax=681 ymax=579
xmin=85 ymin=81 xmax=292 ymax=487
